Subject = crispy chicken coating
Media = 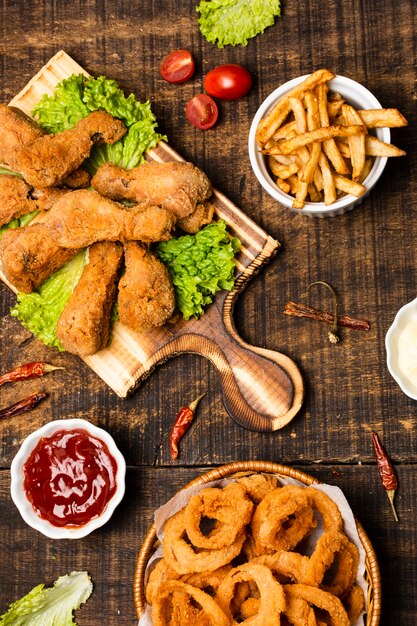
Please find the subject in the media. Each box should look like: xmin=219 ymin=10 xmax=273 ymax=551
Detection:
xmin=0 ymin=105 xmax=92 ymax=188
xmin=41 ymin=189 xmax=176 ymax=248
xmin=61 ymin=167 xmax=91 ymax=189
xmin=177 ymin=200 xmax=215 ymax=234
xmin=0 ymin=175 xmax=68 ymax=227
xmin=13 ymin=110 xmax=126 ymax=187
xmin=91 ymin=161 xmax=212 ymax=219
xmin=0 ymin=223 xmax=77 ymax=293
xmin=56 ymin=241 xmax=123 ymax=356
xmin=118 ymin=243 xmax=175 ymax=333
xmin=0 ymin=104 xmax=44 ymax=166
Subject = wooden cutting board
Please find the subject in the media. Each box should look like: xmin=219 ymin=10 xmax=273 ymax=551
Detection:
xmin=1 ymin=50 xmax=304 ymax=432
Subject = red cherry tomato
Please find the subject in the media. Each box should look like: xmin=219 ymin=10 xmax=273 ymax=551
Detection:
xmin=203 ymin=64 xmax=252 ymax=101
xmin=160 ymin=50 xmax=195 ymax=84
xmin=185 ymin=94 xmax=219 ymax=130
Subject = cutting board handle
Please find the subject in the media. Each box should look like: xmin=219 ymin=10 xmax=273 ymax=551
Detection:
xmin=157 ymin=302 xmax=304 ymax=431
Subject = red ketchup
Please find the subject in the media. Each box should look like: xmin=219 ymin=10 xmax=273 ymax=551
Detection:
xmin=23 ymin=428 xmax=118 ymax=528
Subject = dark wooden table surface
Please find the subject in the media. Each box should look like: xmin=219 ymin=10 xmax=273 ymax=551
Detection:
xmin=0 ymin=1 xmax=416 ymax=624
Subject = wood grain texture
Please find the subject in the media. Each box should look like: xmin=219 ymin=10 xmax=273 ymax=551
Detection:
xmin=0 ymin=0 xmax=416 ymax=623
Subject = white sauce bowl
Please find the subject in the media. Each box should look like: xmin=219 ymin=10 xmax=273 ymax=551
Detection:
xmin=386 ymin=298 xmax=417 ymax=400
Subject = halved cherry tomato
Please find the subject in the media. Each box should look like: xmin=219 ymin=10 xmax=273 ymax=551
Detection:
xmin=204 ymin=64 xmax=252 ymax=101
xmin=160 ymin=50 xmax=195 ymax=84
xmin=185 ymin=94 xmax=219 ymax=130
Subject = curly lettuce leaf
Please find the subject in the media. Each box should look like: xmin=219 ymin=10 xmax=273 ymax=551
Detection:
xmin=157 ymin=220 xmax=240 ymax=320
xmin=31 ymin=74 xmax=166 ymax=174
xmin=85 ymin=115 xmax=163 ymax=174
xmin=197 ymin=0 xmax=281 ymax=48
xmin=0 ymin=571 xmax=92 ymax=625
xmin=11 ymin=250 xmax=88 ymax=350
xmin=32 ymin=74 xmax=90 ymax=133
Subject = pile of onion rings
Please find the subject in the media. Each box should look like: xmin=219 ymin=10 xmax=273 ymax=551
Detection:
xmin=145 ymin=475 xmax=365 ymax=626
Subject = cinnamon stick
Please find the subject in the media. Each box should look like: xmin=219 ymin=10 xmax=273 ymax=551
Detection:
xmin=284 ymin=301 xmax=370 ymax=331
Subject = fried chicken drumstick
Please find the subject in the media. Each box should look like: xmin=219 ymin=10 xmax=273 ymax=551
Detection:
xmin=41 ymin=189 xmax=176 ymax=248
xmin=12 ymin=110 xmax=126 ymax=188
xmin=118 ymin=243 xmax=175 ymax=333
xmin=0 ymin=175 xmax=68 ymax=227
xmin=91 ymin=161 xmax=212 ymax=219
xmin=0 ymin=104 xmax=91 ymax=188
xmin=0 ymin=104 xmax=44 ymax=166
xmin=57 ymin=241 xmax=123 ymax=356
xmin=0 ymin=223 xmax=78 ymax=293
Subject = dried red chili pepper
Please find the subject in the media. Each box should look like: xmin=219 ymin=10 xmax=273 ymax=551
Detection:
xmin=0 ymin=362 xmax=64 ymax=387
xmin=0 ymin=391 xmax=47 ymax=420
xmin=170 ymin=393 xmax=205 ymax=460
xmin=371 ymin=431 xmax=399 ymax=522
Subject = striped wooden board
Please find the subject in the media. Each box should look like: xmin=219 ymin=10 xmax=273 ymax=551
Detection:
xmin=2 ymin=50 xmax=303 ymax=431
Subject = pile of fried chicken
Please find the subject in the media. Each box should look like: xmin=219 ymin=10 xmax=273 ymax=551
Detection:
xmin=0 ymin=105 xmax=215 ymax=356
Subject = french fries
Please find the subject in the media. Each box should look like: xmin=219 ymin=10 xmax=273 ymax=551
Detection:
xmin=257 ymin=70 xmax=408 ymax=209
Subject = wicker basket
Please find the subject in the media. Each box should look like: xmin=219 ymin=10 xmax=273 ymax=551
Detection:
xmin=133 ymin=461 xmax=381 ymax=625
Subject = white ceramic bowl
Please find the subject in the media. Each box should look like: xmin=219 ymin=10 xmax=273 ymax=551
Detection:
xmin=386 ymin=298 xmax=417 ymax=400
xmin=248 ymin=74 xmax=390 ymax=218
xmin=11 ymin=418 xmax=126 ymax=539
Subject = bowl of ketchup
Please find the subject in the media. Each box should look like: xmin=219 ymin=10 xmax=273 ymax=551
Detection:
xmin=11 ymin=419 xmax=126 ymax=539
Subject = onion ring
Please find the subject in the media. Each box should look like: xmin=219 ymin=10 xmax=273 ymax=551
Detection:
xmin=253 ymin=551 xmax=310 ymax=584
xmin=146 ymin=558 xmax=180 ymax=605
xmin=251 ymin=485 xmax=317 ymax=554
xmin=216 ymin=563 xmax=286 ymax=625
xmin=239 ymin=597 xmax=260 ymax=620
xmin=320 ymin=536 xmax=359 ymax=598
xmin=152 ymin=580 xmax=230 ymax=626
xmin=305 ymin=487 xmax=343 ymax=531
xmin=237 ymin=473 xmax=281 ymax=504
xmin=184 ymin=482 xmax=253 ymax=549
xmin=343 ymin=584 xmax=365 ymax=622
xmin=303 ymin=529 xmax=359 ymax=597
xmin=182 ymin=564 xmax=232 ymax=593
xmin=284 ymin=584 xmax=350 ymax=626
xmin=284 ymin=595 xmax=318 ymax=626
xmin=163 ymin=509 xmax=246 ymax=575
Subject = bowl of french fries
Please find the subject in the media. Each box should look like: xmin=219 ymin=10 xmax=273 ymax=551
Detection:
xmin=249 ymin=69 xmax=407 ymax=217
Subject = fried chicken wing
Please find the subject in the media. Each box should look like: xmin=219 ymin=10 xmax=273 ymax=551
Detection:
xmin=118 ymin=242 xmax=175 ymax=333
xmin=13 ymin=110 xmax=126 ymax=188
xmin=91 ymin=161 xmax=212 ymax=219
xmin=0 ymin=175 xmax=68 ymax=227
xmin=0 ymin=105 xmax=44 ymax=166
xmin=41 ymin=189 xmax=176 ymax=248
xmin=56 ymin=241 xmax=123 ymax=356
xmin=0 ymin=223 xmax=78 ymax=293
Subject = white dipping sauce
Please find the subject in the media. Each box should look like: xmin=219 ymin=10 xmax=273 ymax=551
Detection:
xmin=397 ymin=321 xmax=417 ymax=387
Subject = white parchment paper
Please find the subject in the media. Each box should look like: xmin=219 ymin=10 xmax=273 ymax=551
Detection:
xmin=138 ymin=473 xmax=368 ymax=625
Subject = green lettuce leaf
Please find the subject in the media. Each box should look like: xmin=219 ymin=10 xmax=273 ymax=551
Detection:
xmin=197 ymin=0 xmax=281 ymax=48
xmin=157 ymin=220 xmax=240 ymax=320
xmin=85 ymin=115 xmax=163 ymax=174
xmin=0 ymin=166 xmax=23 ymax=178
xmin=32 ymin=74 xmax=166 ymax=174
xmin=0 ymin=571 xmax=92 ymax=625
xmin=32 ymin=74 xmax=90 ymax=133
xmin=11 ymin=250 xmax=88 ymax=350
